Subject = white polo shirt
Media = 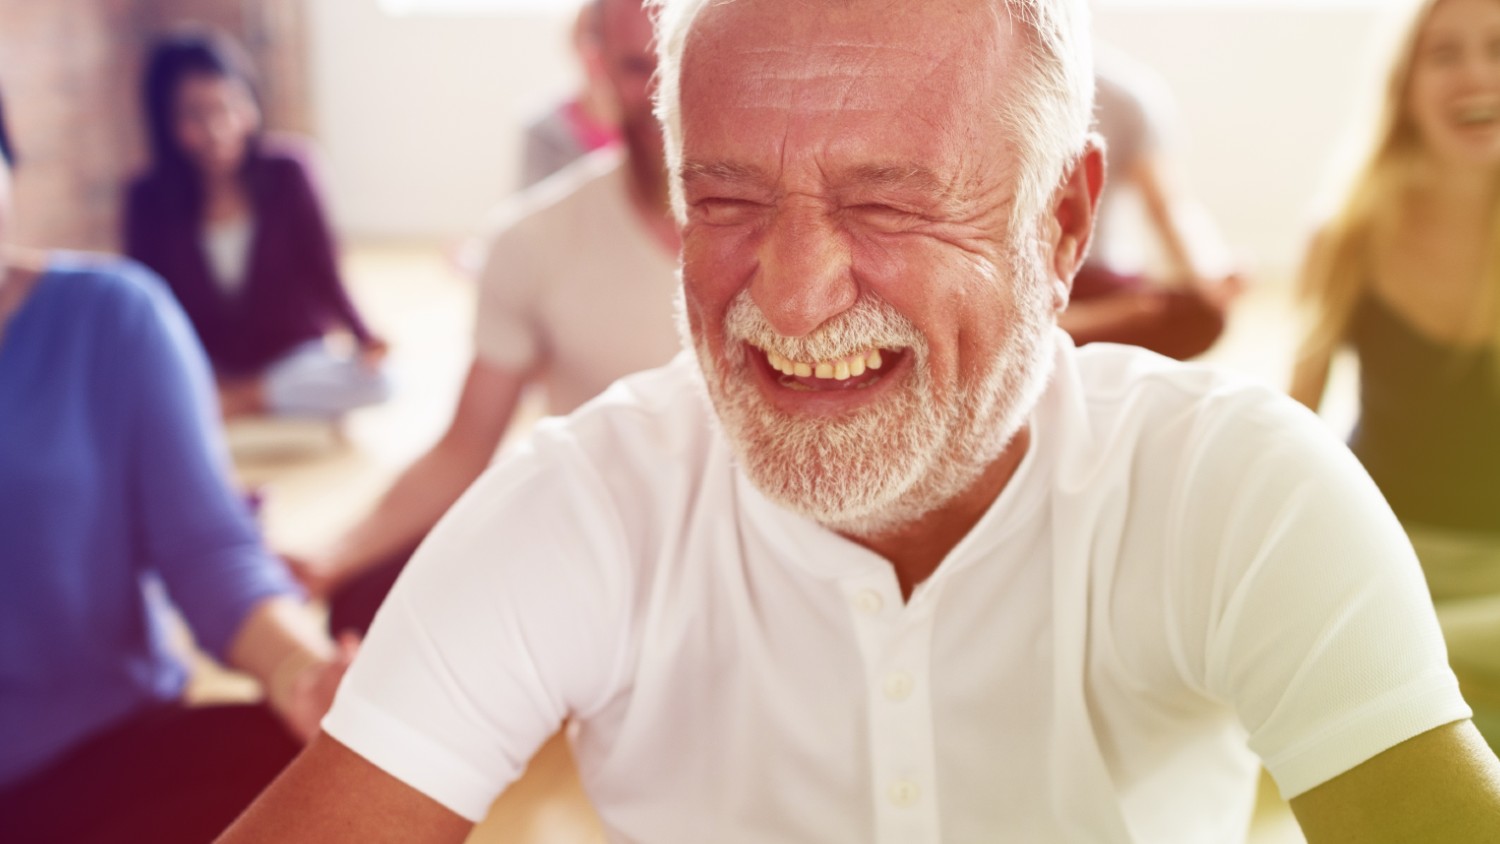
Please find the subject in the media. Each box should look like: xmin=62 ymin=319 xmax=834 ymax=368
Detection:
xmin=324 ymin=333 xmax=1468 ymax=843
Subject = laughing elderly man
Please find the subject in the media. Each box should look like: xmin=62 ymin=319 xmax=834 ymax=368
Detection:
xmin=222 ymin=0 xmax=1500 ymax=841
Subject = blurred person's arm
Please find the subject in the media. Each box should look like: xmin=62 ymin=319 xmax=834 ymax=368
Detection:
xmin=1056 ymin=288 xmax=1166 ymax=342
xmin=278 ymin=139 xmax=386 ymax=356
xmin=1291 ymin=720 xmax=1500 ymax=843
xmin=216 ymin=733 xmax=472 ymax=843
xmin=1289 ymin=229 xmax=1340 ymax=412
xmin=1290 ymin=344 xmax=1333 ymax=412
xmin=227 ymin=598 xmax=357 ymax=741
xmin=229 ymin=428 xmax=624 ymax=842
xmin=1130 ymin=153 xmax=1246 ymax=308
xmin=120 ymin=264 xmax=350 ymax=737
xmin=295 ymin=359 xmax=528 ymax=596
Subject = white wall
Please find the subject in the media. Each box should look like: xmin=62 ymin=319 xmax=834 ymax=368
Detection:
xmin=309 ymin=0 xmax=578 ymax=238
xmin=1095 ymin=4 xmax=1387 ymax=277
xmin=312 ymin=1 xmax=1391 ymax=276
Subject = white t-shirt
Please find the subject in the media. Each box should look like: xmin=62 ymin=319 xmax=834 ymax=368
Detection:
xmin=473 ymin=148 xmax=681 ymax=415
xmin=201 ymin=218 xmax=253 ymax=297
xmin=324 ymin=334 xmax=1469 ymax=843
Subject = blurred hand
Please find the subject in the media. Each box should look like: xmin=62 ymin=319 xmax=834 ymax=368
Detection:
xmin=1195 ymin=271 xmax=1249 ymax=312
xmin=359 ymin=336 xmax=390 ymax=368
xmin=281 ymin=633 xmax=360 ymax=743
xmin=283 ymin=552 xmax=338 ymax=602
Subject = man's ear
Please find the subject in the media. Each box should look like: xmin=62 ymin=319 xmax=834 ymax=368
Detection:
xmin=1042 ymin=136 xmax=1105 ymax=312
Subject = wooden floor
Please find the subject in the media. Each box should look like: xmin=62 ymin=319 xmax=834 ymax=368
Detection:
xmin=198 ymin=242 xmax=1345 ymax=843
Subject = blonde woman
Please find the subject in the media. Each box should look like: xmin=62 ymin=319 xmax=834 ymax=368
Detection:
xmin=1291 ymin=0 xmax=1500 ymax=746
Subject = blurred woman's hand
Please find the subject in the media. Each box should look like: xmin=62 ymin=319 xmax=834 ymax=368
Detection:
xmin=359 ymin=336 xmax=390 ymax=368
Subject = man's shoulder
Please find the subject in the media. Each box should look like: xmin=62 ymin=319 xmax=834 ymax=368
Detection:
xmin=522 ymin=353 xmax=719 ymax=492
xmin=1075 ymin=343 xmax=1294 ymax=418
xmin=485 ymin=148 xmax=627 ymax=239
xmin=1067 ymin=342 xmax=1325 ymax=472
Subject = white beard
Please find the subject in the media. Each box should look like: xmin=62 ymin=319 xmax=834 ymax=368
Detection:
xmin=681 ymin=245 xmax=1057 ymax=538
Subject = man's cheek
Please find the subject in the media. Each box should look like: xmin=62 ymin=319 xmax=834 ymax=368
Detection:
xmin=684 ymin=248 xmax=751 ymax=321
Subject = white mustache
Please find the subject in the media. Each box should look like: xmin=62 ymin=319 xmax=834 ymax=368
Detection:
xmin=721 ymin=290 xmax=926 ymax=363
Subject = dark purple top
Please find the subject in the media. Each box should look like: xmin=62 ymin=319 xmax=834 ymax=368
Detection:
xmin=1349 ymin=294 xmax=1500 ymax=535
xmin=123 ymin=134 xmax=373 ymax=376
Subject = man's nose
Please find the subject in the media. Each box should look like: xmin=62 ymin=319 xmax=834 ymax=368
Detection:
xmin=751 ymin=203 xmax=858 ymax=337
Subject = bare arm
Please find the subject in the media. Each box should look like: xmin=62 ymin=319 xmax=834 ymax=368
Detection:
xmin=1291 ymin=720 xmax=1500 ymax=842
xmin=305 ymin=359 xmax=529 ymax=593
xmin=1132 ymin=153 xmax=1243 ymax=304
xmin=217 ymin=733 xmax=473 ymax=843
xmin=226 ymin=596 xmax=354 ymax=741
xmin=1055 ymin=289 xmax=1173 ymax=349
xmin=1289 ymin=342 xmax=1334 ymax=413
xmin=1288 ymin=228 xmax=1342 ymax=413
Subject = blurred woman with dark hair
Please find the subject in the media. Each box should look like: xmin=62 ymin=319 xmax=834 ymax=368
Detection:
xmin=125 ymin=28 xmax=389 ymax=417
xmin=0 ymin=84 xmax=353 ymax=842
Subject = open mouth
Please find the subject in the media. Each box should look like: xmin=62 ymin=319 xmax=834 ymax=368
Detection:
xmin=751 ymin=343 xmax=907 ymax=391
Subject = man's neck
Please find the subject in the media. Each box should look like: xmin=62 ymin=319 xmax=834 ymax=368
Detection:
xmin=849 ymin=425 xmax=1032 ymax=602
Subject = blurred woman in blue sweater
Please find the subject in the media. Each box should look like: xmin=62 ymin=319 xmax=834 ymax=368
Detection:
xmin=0 ymin=86 xmax=353 ymax=842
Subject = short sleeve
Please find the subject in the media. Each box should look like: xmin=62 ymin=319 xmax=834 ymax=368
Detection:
xmin=115 ymin=264 xmax=299 ymax=657
xmin=472 ymin=202 xmax=547 ymax=373
xmin=1169 ymin=393 xmax=1470 ymax=799
xmin=321 ymin=432 xmax=635 ymax=821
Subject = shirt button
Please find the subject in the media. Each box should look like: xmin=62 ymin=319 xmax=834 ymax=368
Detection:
xmin=888 ymin=779 xmax=921 ymax=808
xmin=854 ymin=590 xmax=884 ymax=614
xmin=883 ymin=671 xmax=914 ymax=701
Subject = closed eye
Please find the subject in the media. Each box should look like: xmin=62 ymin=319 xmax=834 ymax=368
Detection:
xmin=689 ymin=197 xmax=769 ymax=226
xmin=846 ymin=203 xmax=925 ymax=232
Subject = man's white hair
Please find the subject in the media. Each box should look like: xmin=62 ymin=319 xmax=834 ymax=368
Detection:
xmin=646 ymin=0 xmax=1095 ymax=228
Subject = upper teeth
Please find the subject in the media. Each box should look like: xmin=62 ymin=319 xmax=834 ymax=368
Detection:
xmin=766 ymin=349 xmax=884 ymax=381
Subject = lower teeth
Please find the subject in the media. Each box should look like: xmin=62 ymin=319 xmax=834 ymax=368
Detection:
xmin=777 ymin=375 xmax=879 ymax=391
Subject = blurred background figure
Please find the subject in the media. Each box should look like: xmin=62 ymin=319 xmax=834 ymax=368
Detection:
xmin=1062 ymin=48 xmax=1246 ymax=360
xmin=0 ymin=85 xmax=352 ymax=844
xmin=1291 ymin=0 xmax=1500 ymax=749
xmin=291 ymin=0 xmax=681 ymax=638
xmin=518 ymin=0 xmax=622 ymax=189
xmin=125 ymin=28 xmax=389 ymax=419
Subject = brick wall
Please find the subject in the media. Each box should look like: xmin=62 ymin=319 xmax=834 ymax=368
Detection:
xmin=0 ymin=0 xmax=310 ymax=250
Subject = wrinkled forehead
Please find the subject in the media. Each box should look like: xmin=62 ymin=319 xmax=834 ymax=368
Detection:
xmin=679 ymin=0 xmax=1019 ymax=127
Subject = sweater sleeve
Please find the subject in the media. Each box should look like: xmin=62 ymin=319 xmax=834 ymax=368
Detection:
xmin=279 ymin=144 xmax=373 ymax=343
xmin=114 ymin=263 xmax=300 ymax=659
